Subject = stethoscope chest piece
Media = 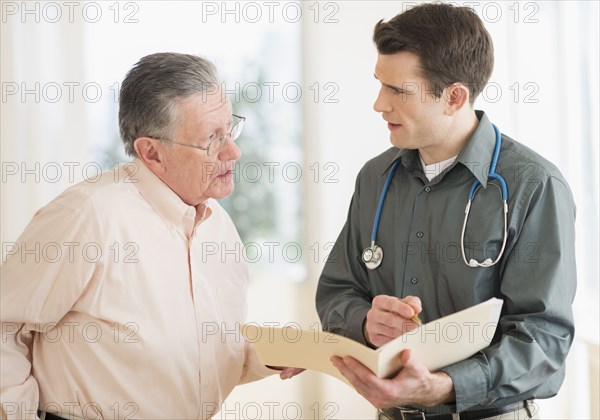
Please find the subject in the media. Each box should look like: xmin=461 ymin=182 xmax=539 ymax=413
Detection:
xmin=362 ymin=244 xmax=383 ymax=270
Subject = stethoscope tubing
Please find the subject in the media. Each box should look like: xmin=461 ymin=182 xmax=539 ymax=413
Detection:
xmin=364 ymin=124 xmax=509 ymax=270
xmin=370 ymin=159 xmax=401 ymax=247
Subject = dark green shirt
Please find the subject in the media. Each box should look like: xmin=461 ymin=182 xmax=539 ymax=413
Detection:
xmin=316 ymin=111 xmax=577 ymax=413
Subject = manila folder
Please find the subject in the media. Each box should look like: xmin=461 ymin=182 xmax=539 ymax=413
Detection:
xmin=241 ymin=297 xmax=503 ymax=385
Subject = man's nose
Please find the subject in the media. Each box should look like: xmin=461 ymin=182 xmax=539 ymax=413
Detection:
xmin=218 ymin=137 xmax=241 ymax=161
xmin=373 ymin=88 xmax=392 ymax=113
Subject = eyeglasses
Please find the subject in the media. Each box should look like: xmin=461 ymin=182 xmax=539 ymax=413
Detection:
xmin=146 ymin=114 xmax=246 ymax=156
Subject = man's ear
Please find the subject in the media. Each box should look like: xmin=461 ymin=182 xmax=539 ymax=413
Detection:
xmin=443 ymin=83 xmax=471 ymax=116
xmin=134 ymin=137 xmax=167 ymax=175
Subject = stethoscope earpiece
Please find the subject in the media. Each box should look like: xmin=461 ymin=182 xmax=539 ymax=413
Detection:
xmin=468 ymin=258 xmax=494 ymax=268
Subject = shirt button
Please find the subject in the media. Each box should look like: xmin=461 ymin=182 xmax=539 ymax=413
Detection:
xmin=424 ymin=187 xmax=431 ymax=192
xmin=416 ymin=231 xmax=424 ymax=238
xmin=411 ymin=277 xmax=418 ymax=284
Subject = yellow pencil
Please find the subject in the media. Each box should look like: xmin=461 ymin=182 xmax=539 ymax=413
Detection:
xmin=411 ymin=314 xmax=422 ymax=325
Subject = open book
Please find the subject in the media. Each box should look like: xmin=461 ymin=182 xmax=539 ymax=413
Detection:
xmin=241 ymin=298 xmax=503 ymax=384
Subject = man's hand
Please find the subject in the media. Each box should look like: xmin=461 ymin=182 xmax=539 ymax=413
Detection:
xmin=364 ymin=295 xmax=422 ymax=347
xmin=279 ymin=367 xmax=305 ymax=379
xmin=268 ymin=366 xmax=305 ymax=379
xmin=331 ymin=350 xmax=455 ymax=408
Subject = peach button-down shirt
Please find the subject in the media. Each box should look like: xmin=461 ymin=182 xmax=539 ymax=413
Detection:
xmin=1 ymin=160 xmax=275 ymax=420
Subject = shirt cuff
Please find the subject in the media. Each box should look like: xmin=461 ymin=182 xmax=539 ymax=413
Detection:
xmin=240 ymin=342 xmax=282 ymax=384
xmin=439 ymin=356 xmax=489 ymax=412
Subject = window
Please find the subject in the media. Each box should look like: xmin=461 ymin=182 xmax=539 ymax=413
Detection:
xmin=85 ymin=1 xmax=304 ymax=280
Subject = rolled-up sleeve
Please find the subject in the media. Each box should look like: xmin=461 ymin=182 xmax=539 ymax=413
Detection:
xmin=239 ymin=342 xmax=281 ymax=384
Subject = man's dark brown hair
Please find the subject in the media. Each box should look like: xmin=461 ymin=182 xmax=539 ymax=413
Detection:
xmin=373 ymin=3 xmax=494 ymax=104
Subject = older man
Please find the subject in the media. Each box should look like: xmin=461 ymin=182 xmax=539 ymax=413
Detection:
xmin=1 ymin=53 xmax=287 ymax=420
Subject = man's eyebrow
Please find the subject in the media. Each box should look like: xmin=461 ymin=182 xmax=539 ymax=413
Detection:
xmin=374 ymin=74 xmax=404 ymax=92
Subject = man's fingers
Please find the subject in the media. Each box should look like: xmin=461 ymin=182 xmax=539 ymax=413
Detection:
xmin=402 ymin=296 xmax=422 ymax=314
xmin=366 ymin=311 xmax=401 ymax=335
xmin=372 ymin=295 xmax=421 ymax=319
xmin=400 ymin=348 xmax=412 ymax=365
xmin=280 ymin=367 xmax=305 ymax=379
xmin=331 ymin=356 xmax=365 ymax=387
xmin=366 ymin=304 xmax=420 ymax=346
xmin=372 ymin=295 xmax=399 ymax=312
xmin=331 ymin=356 xmax=377 ymax=399
xmin=332 ymin=356 xmax=399 ymax=409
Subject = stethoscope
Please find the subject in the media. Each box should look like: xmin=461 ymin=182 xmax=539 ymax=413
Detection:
xmin=362 ymin=124 xmax=509 ymax=270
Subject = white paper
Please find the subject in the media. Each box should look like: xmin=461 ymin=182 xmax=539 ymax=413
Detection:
xmin=241 ymin=298 xmax=503 ymax=385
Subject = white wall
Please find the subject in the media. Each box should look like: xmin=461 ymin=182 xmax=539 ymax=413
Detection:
xmin=226 ymin=1 xmax=600 ymax=419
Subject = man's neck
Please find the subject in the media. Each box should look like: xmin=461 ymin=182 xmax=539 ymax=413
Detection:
xmin=419 ymin=110 xmax=479 ymax=165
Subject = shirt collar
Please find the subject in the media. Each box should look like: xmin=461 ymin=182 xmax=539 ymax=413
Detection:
xmin=379 ymin=110 xmax=496 ymax=188
xmin=379 ymin=148 xmax=413 ymax=178
xmin=125 ymin=159 xmax=212 ymax=236
xmin=456 ymin=110 xmax=495 ymax=188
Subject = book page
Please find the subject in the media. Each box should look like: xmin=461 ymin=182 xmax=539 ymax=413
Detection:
xmin=241 ymin=297 xmax=503 ymax=385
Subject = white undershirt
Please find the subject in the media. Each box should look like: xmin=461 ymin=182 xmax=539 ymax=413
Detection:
xmin=420 ymin=154 xmax=458 ymax=182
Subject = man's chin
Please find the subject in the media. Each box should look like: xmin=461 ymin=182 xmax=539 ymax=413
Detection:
xmin=208 ymin=185 xmax=235 ymax=201
xmin=390 ymin=132 xmax=415 ymax=150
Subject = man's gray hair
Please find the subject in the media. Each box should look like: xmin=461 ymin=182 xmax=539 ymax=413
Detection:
xmin=118 ymin=52 xmax=220 ymax=157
